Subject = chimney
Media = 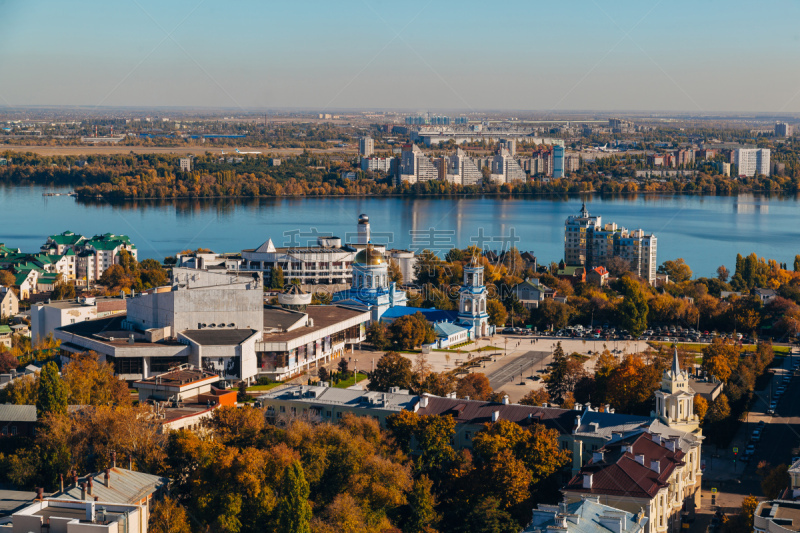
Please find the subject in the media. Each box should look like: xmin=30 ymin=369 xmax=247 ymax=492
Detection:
xmin=650 ymin=460 xmax=661 ymax=473
xmin=60 ymin=473 xmax=64 ymax=492
xmin=583 ymin=473 xmax=593 ymax=488
xmin=652 ymin=434 xmax=661 ymax=446
xmin=73 ymin=473 xmax=78 ymax=488
xmin=419 ymin=395 xmax=429 ymax=408
xmin=502 ymin=394 xmax=509 ymax=405
xmin=35 ymin=487 xmax=43 ymax=500
xmin=593 ymin=451 xmax=604 ymax=463
xmin=87 ymin=476 xmax=93 ymax=495
xmin=605 ymin=404 xmax=611 ymax=413
xmin=128 ymin=454 xmax=133 ymax=470
xmin=111 ymin=451 xmax=116 ymax=468
xmin=86 ymin=501 xmax=95 ymax=522
xmin=94 ymin=496 xmax=99 ymax=502
xmin=542 ymin=402 xmax=548 ymax=408
xmin=492 ymin=410 xmax=500 ymax=422
xmin=80 ymin=482 xmax=86 ymax=500
xmin=635 ymin=454 xmax=645 ymax=465
xmin=464 ymin=395 xmax=470 ymax=401
xmin=104 ymin=469 xmax=111 ymax=488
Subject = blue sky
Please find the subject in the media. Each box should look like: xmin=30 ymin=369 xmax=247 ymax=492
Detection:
xmin=1 ymin=0 xmax=800 ymax=111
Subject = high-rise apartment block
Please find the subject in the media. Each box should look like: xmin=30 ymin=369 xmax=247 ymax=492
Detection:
xmin=775 ymin=122 xmax=793 ymax=137
xmin=552 ymin=146 xmax=565 ymax=178
xmin=398 ymin=144 xmax=439 ymax=184
xmin=358 ymin=136 xmax=374 ymax=157
xmin=564 ymin=204 xmax=657 ymax=285
xmin=734 ymin=148 xmax=770 ymax=177
xmin=360 ymin=156 xmax=394 ymax=173
xmin=446 ymin=148 xmax=484 ymax=185
xmin=490 ymin=148 xmax=527 ymax=183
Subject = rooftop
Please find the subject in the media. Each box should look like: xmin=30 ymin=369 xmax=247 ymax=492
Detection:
xmin=261 ymin=305 xmax=369 ymax=343
xmin=564 ymin=432 xmax=685 ymax=499
xmin=260 ymin=385 xmax=417 ymax=411
xmin=135 ymin=367 xmax=219 ymax=388
xmin=35 ymin=296 xmax=124 ymax=310
xmin=180 ymin=328 xmax=258 ymax=346
xmin=51 ymin=467 xmax=168 ymax=505
xmin=380 ymin=306 xmax=459 ymax=323
xmin=523 ymin=498 xmax=648 ymax=533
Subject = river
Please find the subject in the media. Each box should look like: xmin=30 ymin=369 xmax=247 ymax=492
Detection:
xmin=1 ymin=185 xmax=798 ymax=277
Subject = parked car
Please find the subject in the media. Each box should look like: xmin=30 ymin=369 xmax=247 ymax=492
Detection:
xmin=745 ymin=444 xmax=755 ymax=455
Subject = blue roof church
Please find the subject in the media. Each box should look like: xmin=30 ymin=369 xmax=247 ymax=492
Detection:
xmin=332 ymin=244 xmax=407 ymax=321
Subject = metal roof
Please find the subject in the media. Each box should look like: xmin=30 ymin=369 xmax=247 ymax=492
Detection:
xmin=52 ymin=467 xmax=168 ymax=505
xmin=0 ymin=405 xmax=36 ymax=422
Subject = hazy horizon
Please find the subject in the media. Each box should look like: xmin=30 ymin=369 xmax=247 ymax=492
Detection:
xmin=2 ymin=0 xmax=800 ymax=113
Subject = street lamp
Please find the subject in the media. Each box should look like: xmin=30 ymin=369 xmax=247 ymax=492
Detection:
xmin=354 ymin=359 xmax=358 ymax=386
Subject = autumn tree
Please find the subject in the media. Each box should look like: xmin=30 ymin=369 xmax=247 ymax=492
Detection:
xmin=759 ymin=463 xmax=790 ymax=500
xmin=36 ymin=362 xmax=67 ymax=418
xmin=277 ymin=461 xmax=312 ymax=533
xmin=388 ymin=257 xmax=403 ymax=284
xmin=456 ymin=373 xmax=493 ymax=401
xmin=368 ymin=351 xmax=414 ymax=392
xmin=0 ymin=350 xmax=18 ymax=373
xmin=716 ymin=265 xmax=730 ymax=283
xmin=705 ymin=393 xmax=731 ymax=424
xmin=604 ymin=354 xmax=662 ymax=415
xmin=487 ymin=299 xmax=508 ymax=327
xmin=702 ymin=338 xmax=740 ymax=383
xmin=208 ymin=405 xmax=265 ymax=447
xmin=366 ymin=321 xmax=391 ymax=351
xmin=519 ymin=389 xmax=550 ymax=406
xmin=694 ymin=395 xmax=709 ymax=421
xmin=0 ymin=270 xmax=14 ymax=288
xmin=389 ymin=312 xmax=435 ymax=350
xmin=149 ymin=497 xmax=192 ymax=533
xmin=62 ymin=352 xmax=130 ymax=406
xmin=658 ymin=258 xmax=693 ymax=283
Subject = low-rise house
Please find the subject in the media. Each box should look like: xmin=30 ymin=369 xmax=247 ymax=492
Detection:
xmin=556 ymin=266 xmax=586 ymax=284
xmin=587 ymin=266 xmax=609 ymax=287
xmin=433 ymin=321 xmax=470 ymax=348
xmin=562 ymin=431 xmax=698 ymax=533
xmin=511 ymin=278 xmax=556 ymax=309
xmin=260 ymin=384 xmax=417 ymax=427
xmin=0 ymin=285 xmax=20 ymax=318
xmin=13 ymin=269 xmax=39 ymax=300
xmin=0 ymin=325 xmax=11 ymax=350
xmin=753 ymin=287 xmax=778 ymax=304
xmin=0 ymin=404 xmax=37 ymax=437
xmin=134 ymin=366 xmax=237 ymax=431
xmin=523 ymin=497 xmax=648 ymax=533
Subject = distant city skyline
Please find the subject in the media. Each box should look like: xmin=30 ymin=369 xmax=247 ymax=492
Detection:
xmin=2 ymin=0 xmax=800 ymax=112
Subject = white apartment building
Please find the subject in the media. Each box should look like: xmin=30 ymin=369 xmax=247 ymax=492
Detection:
xmin=398 ymin=144 xmax=439 ymax=184
xmin=734 ymin=148 xmax=770 ymax=177
xmin=491 ymin=148 xmax=527 ymax=183
xmin=360 ymin=156 xmax=394 ymax=173
xmin=446 ymin=148 xmax=484 ymax=186
xmin=565 ymin=204 xmax=657 ymax=285
xmin=358 ymin=136 xmax=374 ymax=157
xmin=179 ymin=157 xmax=192 ymax=171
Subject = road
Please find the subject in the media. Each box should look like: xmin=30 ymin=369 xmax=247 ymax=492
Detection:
xmin=486 ymin=350 xmax=549 ymax=389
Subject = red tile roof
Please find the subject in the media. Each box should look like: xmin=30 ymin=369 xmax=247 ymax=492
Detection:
xmin=564 ymin=432 xmax=685 ymax=499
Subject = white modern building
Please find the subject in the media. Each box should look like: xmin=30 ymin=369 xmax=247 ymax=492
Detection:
xmin=565 ymin=204 xmax=657 ymax=285
xmin=398 ymin=143 xmax=439 ymax=184
xmin=31 ymin=296 xmax=127 ymax=342
xmin=358 ymin=136 xmax=374 ymax=157
xmin=360 ymin=156 xmax=394 ymax=173
xmin=445 ymin=148 xmax=484 ymax=185
xmin=734 ymin=148 xmax=770 ymax=177
xmin=54 ymin=269 xmax=264 ymax=382
xmin=490 ymin=148 xmax=527 ymax=183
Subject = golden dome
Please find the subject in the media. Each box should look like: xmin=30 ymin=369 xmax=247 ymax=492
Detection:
xmin=354 ymin=247 xmax=385 ymax=266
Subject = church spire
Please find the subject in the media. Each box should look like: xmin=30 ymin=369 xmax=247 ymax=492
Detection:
xmin=580 ymin=202 xmax=589 ymax=218
xmin=672 ymin=347 xmax=681 ymax=376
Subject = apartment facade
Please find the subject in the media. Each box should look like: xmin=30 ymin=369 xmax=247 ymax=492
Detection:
xmin=358 ymin=136 xmax=374 ymax=157
xmin=734 ymin=148 xmax=771 ymax=177
xmin=565 ymin=204 xmax=657 ymax=284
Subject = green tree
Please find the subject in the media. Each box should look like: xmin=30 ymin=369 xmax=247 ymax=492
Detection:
xmin=389 ymin=312 xmax=435 ymax=350
xmin=366 ymin=321 xmax=391 ymax=351
xmin=543 ymin=343 xmax=586 ymax=402
xmin=486 ymin=299 xmax=508 ymax=327
xmin=759 ymin=463 xmax=790 ymax=500
xmin=616 ymin=277 xmax=649 ymax=336
xmin=407 ymin=475 xmax=438 ymax=533
xmin=536 ymin=299 xmax=573 ymax=331
xmin=368 ymin=351 xmax=414 ymax=392
xmin=51 ymin=281 xmax=76 ymax=300
xmin=36 ymin=362 xmax=67 ymax=418
xmin=463 ymin=497 xmax=519 ymax=533
xmin=276 ymin=461 xmax=312 ymax=533
xmin=658 ymin=258 xmax=693 ymax=283
xmin=270 ymin=266 xmax=285 ymax=289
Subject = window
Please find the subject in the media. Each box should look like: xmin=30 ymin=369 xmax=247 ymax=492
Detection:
xmin=336 ymin=412 xmax=342 ymax=418
xmin=10 ymin=426 xmax=16 ymax=436
xmin=291 ymin=407 xmax=296 ymax=415
xmin=279 ymin=406 xmax=285 ymax=413
xmin=561 ymin=441 xmax=570 ymax=450
xmin=1 ymin=427 xmax=6 ymax=435
xmin=326 ymin=411 xmax=331 ymax=417
xmin=111 ymin=357 xmax=143 ymax=375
